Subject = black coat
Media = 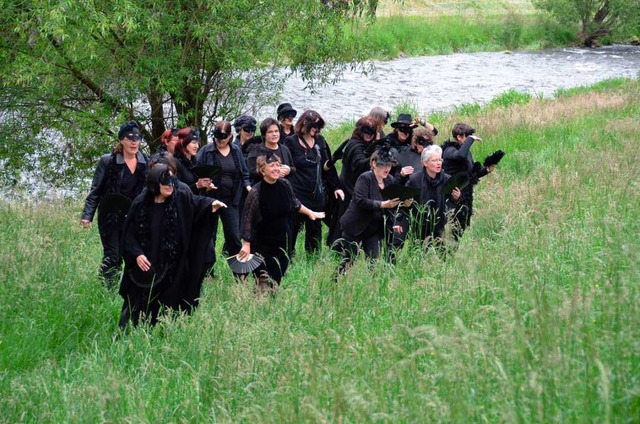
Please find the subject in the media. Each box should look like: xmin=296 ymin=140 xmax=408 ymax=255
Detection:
xmin=339 ymin=137 xmax=372 ymax=197
xmin=406 ymin=169 xmax=452 ymax=240
xmin=339 ymin=171 xmax=399 ymax=239
xmin=118 ymin=185 xmax=219 ymax=311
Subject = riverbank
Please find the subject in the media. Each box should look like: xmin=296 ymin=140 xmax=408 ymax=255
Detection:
xmin=2 ymin=78 xmax=639 ymax=422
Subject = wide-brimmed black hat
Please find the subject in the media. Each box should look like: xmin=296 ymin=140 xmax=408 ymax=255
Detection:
xmin=276 ymin=103 xmax=297 ymax=119
xmin=390 ymin=113 xmax=416 ymax=129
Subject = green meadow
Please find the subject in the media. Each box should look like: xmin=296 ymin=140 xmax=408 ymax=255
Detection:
xmin=2 ymin=78 xmax=639 ymax=422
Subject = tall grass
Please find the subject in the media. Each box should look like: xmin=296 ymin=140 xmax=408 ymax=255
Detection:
xmin=1 ymin=79 xmax=639 ymax=422
xmin=349 ymin=14 xmax=576 ymax=60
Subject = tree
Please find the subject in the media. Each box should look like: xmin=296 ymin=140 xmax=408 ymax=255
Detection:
xmin=0 ymin=0 xmax=379 ymax=187
xmin=533 ymin=0 xmax=640 ymax=47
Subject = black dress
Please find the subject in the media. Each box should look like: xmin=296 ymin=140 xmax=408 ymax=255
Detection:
xmin=241 ymin=178 xmax=301 ymax=284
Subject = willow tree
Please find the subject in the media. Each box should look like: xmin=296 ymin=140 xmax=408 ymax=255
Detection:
xmin=533 ymin=0 xmax=640 ymax=46
xmin=0 ymin=0 xmax=378 ymax=185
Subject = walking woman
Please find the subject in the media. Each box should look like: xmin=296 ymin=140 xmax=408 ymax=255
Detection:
xmin=247 ymin=117 xmax=295 ymax=185
xmin=173 ymin=127 xmax=213 ymax=194
xmin=337 ymin=149 xmax=409 ymax=274
xmin=81 ymin=121 xmax=148 ymax=286
xmin=328 ymin=116 xmax=378 ymax=244
xmin=406 ymin=145 xmax=461 ymax=245
xmin=284 ymin=110 xmax=344 ymax=254
xmin=196 ymin=121 xmax=251 ymax=258
xmin=239 ymin=154 xmax=324 ymax=293
xmin=118 ymin=164 xmax=226 ymax=327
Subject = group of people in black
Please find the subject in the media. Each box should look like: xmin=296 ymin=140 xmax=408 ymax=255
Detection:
xmin=81 ymin=104 xmax=498 ymax=328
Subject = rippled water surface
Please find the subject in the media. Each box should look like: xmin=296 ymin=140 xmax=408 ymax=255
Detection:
xmin=264 ymin=45 xmax=640 ymax=123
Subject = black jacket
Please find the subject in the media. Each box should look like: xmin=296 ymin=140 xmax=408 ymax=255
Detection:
xmin=196 ymin=142 xmax=250 ymax=207
xmin=339 ymin=137 xmax=373 ymax=197
xmin=246 ymin=143 xmax=296 ymax=185
xmin=81 ymin=151 xmax=148 ymax=222
xmin=406 ymin=169 xmax=452 ymax=239
xmin=340 ymin=171 xmax=399 ymax=239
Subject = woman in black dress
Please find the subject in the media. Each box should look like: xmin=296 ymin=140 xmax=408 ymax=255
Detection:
xmin=284 ymin=110 xmax=344 ymax=254
xmin=118 ymin=164 xmax=226 ymax=327
xmin=80 ymin=121 xmax=148 ymax=285
xmin=239 ymin=154 xmax=324 ymax=292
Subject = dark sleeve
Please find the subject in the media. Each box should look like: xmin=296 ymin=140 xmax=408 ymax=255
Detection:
xmin=240 ymin=184 xmax=261 ymax=242
xmin=247 ymin=149 xmax=260 ymax=183
xmin=353 ymin=174 xmax=381 ymax=210
xmin=444 ymin=136 xmax=475 ymax=163
xmin=81 ymin=154 xmax=109 ymax=221
xmin=280 ymin=145 xmax=296 ymax=175
xmin=122 ymin=197 xmax=145 ymax=260
xmin=282 ymin=179 xmax=302 ymax=212
xmin=236 ymin=146 xmax=251 ymax=188
xmin=320 ymin=137 xmax=342 ymax=191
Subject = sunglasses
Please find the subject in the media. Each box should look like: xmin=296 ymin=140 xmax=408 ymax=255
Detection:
xmin=396 ymin=126 xmax=411 ymax=134
xmin=309 ymin=123 xmax=324 ymax=131
xmin=416 ymin=137 xmax=432 ymax=146
xmin=361 ymin=126 xmax=376 ymax=136
xmin=214 ymin=131 xmax=230 ymax=140
xmin=281 ymin=112 xmax=295 ymax=120
xmin=160 ymin=174 xmax=178 ymax=187
xmin=242 ymin=126 xmax=256 ymax=133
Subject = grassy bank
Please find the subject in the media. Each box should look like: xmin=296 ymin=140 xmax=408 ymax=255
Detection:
xmin=1 ymin=78 xmax=639 ymax=422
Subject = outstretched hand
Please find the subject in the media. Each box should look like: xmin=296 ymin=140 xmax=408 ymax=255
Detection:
xmin=381 ymin=198 xmax=401 ymax=209
xmin=308 ymin=211 xmax=326 ymax=221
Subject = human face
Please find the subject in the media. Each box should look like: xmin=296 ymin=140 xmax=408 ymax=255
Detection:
xmin=261 ymin=161 xmax=281 ymax=183
xmin=121 ymin=137 xmax=140 ymax=155
xmin=424 ymin=153 xmax=443 ymax=177
xmin=185 ymin=139 xmax=200 ymax=157
xmin=158 ymin=173 xmax=176 ymax=199
xmin=308 ymin=120 xmax=324 ymax=137
xmin=240 ymin=125 xmax=256 ymax=142
xmin=396 ymin=126 xmax=410 ymax=142
xmin=265 ymin=124 xmax=280 ymax=145
xmin=215 ymin=133 xmax=232 ymax=147
xmin=372 ymin=162 xmax=392 ymax=180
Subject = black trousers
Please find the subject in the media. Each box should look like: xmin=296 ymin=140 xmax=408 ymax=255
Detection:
xmin=211 ymin=204 xmax=242 ymax=256
xmin=98 ymin=220 xmax=123 ymax=286
xmin=291 ymin=212 xmax=322 ymax=254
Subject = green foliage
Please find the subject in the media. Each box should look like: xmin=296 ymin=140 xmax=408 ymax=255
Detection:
xmin=0 ymin=0 xmax=379 ymax=186
xmin=532 ymin=0 xmax=640 ymax=46
xmin=2 ymin=79 xmax=640 ymax=421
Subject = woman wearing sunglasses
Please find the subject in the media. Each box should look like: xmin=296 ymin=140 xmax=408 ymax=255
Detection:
xmin=196 ymin=121 xmax=251 ymax=265
xmin=118 ymin=164 xmax=226 ymax=327
xmin=277 ymin=103 xmax=297 ymax=143
xmin=284 ymin=110 xmax=344 ymax=254
xmin=80 ymin=121 xmax=149 ymax=286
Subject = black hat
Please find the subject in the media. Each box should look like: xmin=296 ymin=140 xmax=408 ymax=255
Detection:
xmin=233 ymin=115 xmax=257 ymax=131
xmin=118 ymin=121 xmax=142 ymax=141
xmin=277 ymin=103 xmax=297 ymax=119
xmin=390 ymin=114 xmax=416 ymax=129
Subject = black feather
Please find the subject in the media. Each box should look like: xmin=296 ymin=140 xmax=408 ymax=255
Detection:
xmin=483 ymin=150 xmax=505 ymax=167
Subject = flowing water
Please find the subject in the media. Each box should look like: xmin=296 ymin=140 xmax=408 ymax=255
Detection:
xmin=265 ymin=45 xmax=640 ymax=124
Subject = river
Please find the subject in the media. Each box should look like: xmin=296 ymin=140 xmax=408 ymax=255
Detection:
xmin=261 ymin=44 xmax=640 ymax=124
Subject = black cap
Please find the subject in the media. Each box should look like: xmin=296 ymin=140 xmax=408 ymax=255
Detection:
xmin=118 ymin=121 xmax=142 ymax=141
xmin=277 ymin=103 xmax=297 ymax=119
xmin=233 ymin=115 xmax=257 ymax=130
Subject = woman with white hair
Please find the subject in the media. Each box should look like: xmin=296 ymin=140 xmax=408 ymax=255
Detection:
xmin=406 ymin=145 xmax=461 ymax=243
